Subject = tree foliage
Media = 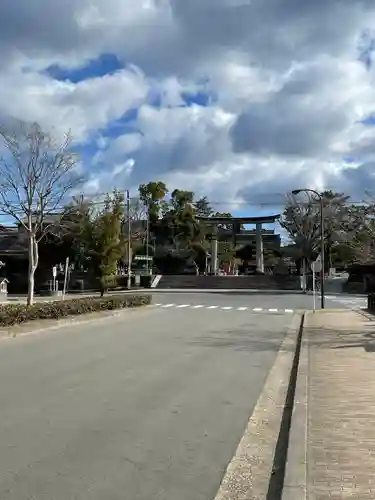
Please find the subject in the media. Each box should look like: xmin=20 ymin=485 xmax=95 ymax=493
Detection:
xmin=87 ymin=191 xmax=125 ymax=294
xmin=280 ymin=189 xmax=375 ymax=268
xmin=14 ymin=168 xmax=375 ymax=286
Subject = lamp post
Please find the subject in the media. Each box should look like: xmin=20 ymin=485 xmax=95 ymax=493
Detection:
xmin=292 ymin=188 xmax=325 ymax=309
xmin=126 ymin=189 xmax=131 ymax=289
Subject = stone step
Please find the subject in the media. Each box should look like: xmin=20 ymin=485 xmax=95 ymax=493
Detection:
xmin=157 ymin=275 xmax=301 ymax=290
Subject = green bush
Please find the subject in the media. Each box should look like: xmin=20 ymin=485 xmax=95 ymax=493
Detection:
xmin=0 ymin=294 xmax=152 ymax=327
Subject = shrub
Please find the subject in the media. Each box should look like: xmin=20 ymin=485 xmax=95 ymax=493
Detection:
xmin=0 ymin=294 xmax=152 ymax=327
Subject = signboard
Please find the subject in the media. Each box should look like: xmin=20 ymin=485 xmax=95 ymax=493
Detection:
xmin=312 ymin=254 xmax=322 ymax=273
xmin=134 ymin=255 xmax=153 ymax=261
xmin=52 ymin=266 xmax=57 ymax=278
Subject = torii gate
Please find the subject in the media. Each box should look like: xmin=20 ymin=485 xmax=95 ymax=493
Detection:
xmin=196 ymin=214 xmax=280 ymax=275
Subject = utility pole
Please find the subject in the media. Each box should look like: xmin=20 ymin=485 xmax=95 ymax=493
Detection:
xmin=126 ymin=190 xmax=131 ymax=289
xmin=146 ymin=201 xmax=150 ymax=274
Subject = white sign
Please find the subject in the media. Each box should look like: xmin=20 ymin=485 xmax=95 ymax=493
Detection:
xmin=313 ymin=254 xmax=322 ymax=273
xmin=52 ymin=266 xmax=57 ymax=278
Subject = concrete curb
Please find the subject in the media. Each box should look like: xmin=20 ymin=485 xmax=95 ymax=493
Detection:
xmin=213 ymin=312 xmax=304 ymax=500
xmin=307 ymin=308 xmax=350 ymax=313
xmin=281 ymin=326 xmax=308 ymax=500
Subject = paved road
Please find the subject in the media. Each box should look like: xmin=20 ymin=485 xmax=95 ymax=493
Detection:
xmin=0 ymin=300 xmax=297 ymax=500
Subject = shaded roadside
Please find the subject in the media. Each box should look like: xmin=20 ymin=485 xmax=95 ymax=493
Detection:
xmin=283 ymin=309 xmax=375 ymax=499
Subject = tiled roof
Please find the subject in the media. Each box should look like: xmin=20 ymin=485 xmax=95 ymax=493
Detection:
xmin=0 ymin=233 xmax=28 ymax=255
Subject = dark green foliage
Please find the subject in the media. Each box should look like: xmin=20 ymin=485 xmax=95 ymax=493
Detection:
xmin=0 ymin=294 xmax=151 ymax=326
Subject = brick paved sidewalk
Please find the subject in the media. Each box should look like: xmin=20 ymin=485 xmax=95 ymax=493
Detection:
xmin=305 ymin=310 xmax=375 ymax=499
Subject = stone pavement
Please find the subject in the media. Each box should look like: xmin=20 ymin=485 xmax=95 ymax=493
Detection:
xmin=284 ymin=309 xmax=375 ymax=499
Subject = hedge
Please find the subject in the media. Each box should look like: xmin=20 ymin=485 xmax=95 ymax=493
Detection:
xmin=368 ymin=293 xmax=375 ymax=313
xmin=0 ymin=294 xmax=152 ymax=327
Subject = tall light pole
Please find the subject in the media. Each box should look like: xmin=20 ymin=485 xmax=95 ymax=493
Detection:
xmin=126 ymin=189 xmax=131 ymax=289
xmin=146 ymin=200 xmax=150 ymax=275
xmin=292 ymin=188 xmax=325 ymax=309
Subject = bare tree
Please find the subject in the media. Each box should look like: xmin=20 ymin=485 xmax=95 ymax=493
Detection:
xmin=0 ymin=121 xmax=83 ymax=305
xmin=338 ymin=203 xmax=375 ymax=263
xmin=280 ymin=192 xmax=321 ymax=267
xmin=128 ymin=197 xmax=148 ymax=240
xmin=281 ymin=191 xmax=352 ymax=269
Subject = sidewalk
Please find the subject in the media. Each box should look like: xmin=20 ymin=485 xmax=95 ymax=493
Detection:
xmin=284 ymin=310 xmax=375 ymax=499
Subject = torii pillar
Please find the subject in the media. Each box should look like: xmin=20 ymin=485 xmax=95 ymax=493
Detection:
xmin=256 ymin=223 xmax=264 ymax=274
xmin=195 ymin=214 xmax=279 ymax=276
xmin=211 ymin=226 xmax=218 ymax=275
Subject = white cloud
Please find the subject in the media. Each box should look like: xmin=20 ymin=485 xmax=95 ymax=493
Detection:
xmin=0 ymin=64 xmax=149 ymax=142
xmin=1 ymin=0 xmax=375 ymax=208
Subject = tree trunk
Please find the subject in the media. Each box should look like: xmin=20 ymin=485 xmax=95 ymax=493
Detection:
xmin=27 ymin=233 xmax=38 ymax=306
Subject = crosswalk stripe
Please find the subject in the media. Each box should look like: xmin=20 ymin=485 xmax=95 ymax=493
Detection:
xmin=152 ymin=303 xmax=296 ymax=313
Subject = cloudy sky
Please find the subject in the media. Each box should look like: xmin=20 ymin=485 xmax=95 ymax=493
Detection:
xmin=1 ymin=0 xmax=375 ymax=216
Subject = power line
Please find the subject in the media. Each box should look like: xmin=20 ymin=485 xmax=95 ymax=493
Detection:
xmin=0 ymin=192 xmax=374 ymax=217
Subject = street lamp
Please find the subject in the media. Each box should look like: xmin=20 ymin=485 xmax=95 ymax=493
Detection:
xmin=291 ymin=188 xmax=325 ymax=309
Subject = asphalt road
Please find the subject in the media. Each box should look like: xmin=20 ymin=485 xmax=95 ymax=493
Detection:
xmin=0 ymin=300 xmax=297 ymax=500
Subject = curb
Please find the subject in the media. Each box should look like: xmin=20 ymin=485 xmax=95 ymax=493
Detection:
xmin=281 ymin=324 xmax=308 ymax=500
xmin=213 ymin=312 xmax=304 ymax=500
xmin=308 ymin=308 xmax=351 ymax=313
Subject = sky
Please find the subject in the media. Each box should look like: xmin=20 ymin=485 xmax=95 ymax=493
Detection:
xmin=1 ymin=0 xmax=375 ymax=221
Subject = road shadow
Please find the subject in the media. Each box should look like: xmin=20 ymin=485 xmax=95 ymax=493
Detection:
xmin=306 ymin=325 xmax=375 ymax=353
xmin=186 ymin=327 xmax=295 ymax=353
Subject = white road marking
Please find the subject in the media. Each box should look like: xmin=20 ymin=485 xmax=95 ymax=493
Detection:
xmin=153 ymin=303 xmax=296 ymax=314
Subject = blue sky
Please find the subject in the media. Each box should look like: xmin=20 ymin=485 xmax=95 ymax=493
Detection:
xmin=45 ymin=53 xmax=124 ymax=83
xmin=1 ymin=0 xmax=374 ymax=232
xmin=44 ymin=53 xmax=274 ymax=219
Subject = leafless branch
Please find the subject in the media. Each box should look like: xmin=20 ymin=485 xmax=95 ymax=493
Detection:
xmin=0 ymin=121 xmax=83 ymax=238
